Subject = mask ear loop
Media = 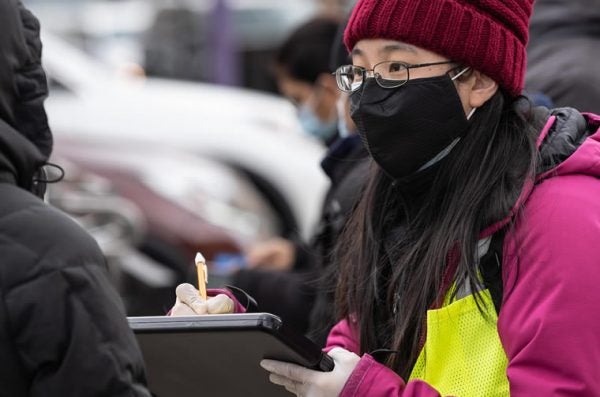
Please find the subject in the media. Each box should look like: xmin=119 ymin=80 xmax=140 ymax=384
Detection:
xmin=451 ymin=66 xmax=472 ymax=81
xmin=32 ymin=162 xmax=66 ymax=199
xmin=32 ymin=162 xmax=65 ymax=184
xmin=450 ymin=66 xmax=476 ymax=121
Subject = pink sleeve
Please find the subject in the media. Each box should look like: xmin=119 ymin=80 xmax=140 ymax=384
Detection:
xmin=498 ymin=175 xmax=600 ymax=395
xmin=339 ymin=355 xmax=443 ymax=397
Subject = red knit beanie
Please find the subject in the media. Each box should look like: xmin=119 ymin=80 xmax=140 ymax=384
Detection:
xmin=344 ymin=0 xmax=534 ymax=97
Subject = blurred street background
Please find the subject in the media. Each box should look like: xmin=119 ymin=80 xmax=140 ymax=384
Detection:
xmin=26 ymin=0 xmax=355 ymax=316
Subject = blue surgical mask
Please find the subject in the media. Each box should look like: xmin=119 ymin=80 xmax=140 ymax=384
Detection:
xmin=336 ymin=95 xmax=354 ymax=138
xmin=298 ymin=104 xmax=338 ymax=142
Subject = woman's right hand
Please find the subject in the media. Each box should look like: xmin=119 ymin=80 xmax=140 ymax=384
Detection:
xmin=170 ymin=283 xmax=235 ymax=316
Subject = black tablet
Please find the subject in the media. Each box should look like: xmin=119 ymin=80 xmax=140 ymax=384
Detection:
xmin=128 ymin=313 xmax=334 ymax=397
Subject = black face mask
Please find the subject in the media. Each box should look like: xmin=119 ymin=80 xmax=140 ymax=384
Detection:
xmin=350 ymin=74 xmax=470 ymax=180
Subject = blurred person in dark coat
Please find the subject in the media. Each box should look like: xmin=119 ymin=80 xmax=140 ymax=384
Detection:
xmin=0 ymin=1 xmax=151 ymax=395
xmin=232 ymin=18 xmax=369 ymax=345
xmin=526 ymin=0 xmax=600 ymax=113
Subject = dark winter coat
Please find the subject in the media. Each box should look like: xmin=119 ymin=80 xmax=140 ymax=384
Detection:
xmin=0 ymin=2 xmax=150 ymax=396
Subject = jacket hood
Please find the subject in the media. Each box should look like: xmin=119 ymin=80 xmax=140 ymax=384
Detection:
xmin=0 ymin=0 xmax=52 ymax=188
xmin=537 ymin=107 xmax=600 ymax=180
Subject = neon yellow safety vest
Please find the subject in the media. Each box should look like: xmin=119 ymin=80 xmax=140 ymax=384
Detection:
xmin=408 ymin=289 xmax=509 ymax=396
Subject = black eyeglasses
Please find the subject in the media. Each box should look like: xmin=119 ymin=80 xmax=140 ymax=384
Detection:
xmin=334 ymin=60 xmax=456 ymax=93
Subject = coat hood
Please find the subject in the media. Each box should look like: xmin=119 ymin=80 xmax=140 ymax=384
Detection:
xmin=537 ymin=107 xmax=600 ymax=180
xmin=0 ymin=0 xmax=52 ymax=189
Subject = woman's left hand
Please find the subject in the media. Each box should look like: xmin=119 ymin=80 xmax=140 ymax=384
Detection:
xmin=260 ymin=347 xmax=360 ymax=397
xmin=170 ymin=284 xmax=235 ymax=316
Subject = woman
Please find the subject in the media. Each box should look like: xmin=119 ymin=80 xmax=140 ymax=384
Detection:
xmin=258 ymin=0 xmax=600 ymax=395
xmin=174 ymin=0 xmax=600 ymax=394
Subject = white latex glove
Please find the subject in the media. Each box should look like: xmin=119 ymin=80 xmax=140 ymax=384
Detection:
xmin=170 ymin=283 xmax=234 ymax=316
xmin=260 ymin=347 xmax=360 ymax=397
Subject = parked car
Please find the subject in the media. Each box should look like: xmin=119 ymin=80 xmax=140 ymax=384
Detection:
xmin=42 ymin=32 xmax=330 ymax=242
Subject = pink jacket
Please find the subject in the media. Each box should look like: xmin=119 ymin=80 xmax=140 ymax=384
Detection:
xmin=325 ymin=111 xmax=600 ymax=396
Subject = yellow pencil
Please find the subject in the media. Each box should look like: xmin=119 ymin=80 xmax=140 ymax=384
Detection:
xmin=195 ymin=252 xmax=208 ymax=301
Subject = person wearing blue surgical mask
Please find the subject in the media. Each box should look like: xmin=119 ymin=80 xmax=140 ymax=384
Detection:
xmin=273 ymin=18 xmax=341 ymax=144
xmin=296 ymin=80 xmax=339 ymax=141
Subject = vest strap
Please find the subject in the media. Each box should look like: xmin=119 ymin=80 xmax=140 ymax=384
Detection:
xmin=479 ymin=231 xmax=505 ymax=314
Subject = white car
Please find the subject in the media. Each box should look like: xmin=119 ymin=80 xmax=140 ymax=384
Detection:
xmin=42 ymin=32 xmax=330 ymax=240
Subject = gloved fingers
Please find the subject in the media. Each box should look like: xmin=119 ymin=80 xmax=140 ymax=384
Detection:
xmin=268 ymin=374 xmax=303 ymax=396
xmin=174 ymin=284 xmax=235 ymax=315
xmin=261 ymin=359 xmax=315 ymax=384
xmin=170 ymin=297 xmax=197 ymax=316
xmin=175 ymin=283 xmax=208 ymax=315
xmin=206 ymin=294 xmax=235 ymax=314
xmin=327 ymin=347 xmax=359 ymax=363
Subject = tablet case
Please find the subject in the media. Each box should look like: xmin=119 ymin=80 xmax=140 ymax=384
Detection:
xmin=129 ymin=313 xmax=334 ymax=397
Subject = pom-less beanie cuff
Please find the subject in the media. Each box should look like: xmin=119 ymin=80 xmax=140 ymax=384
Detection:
xmin=344 ymin=0 xmax=534 ymax=97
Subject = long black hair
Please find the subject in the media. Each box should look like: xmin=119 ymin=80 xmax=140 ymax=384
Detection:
xmin=335 ymin=89 xmax=541 ymax=379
